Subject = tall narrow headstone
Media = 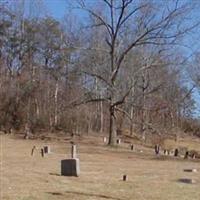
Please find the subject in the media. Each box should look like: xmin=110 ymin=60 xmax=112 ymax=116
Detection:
xmin=41 ymin=148 xmax=44 ymax=157
xmin=131 ymin=144 xmax=134 ymax=151
xmin=71 ymin=144 xmax=77 ymax=158
xmin=31 ymin=146 xmax=36 ymax=156
xmin=174 ymin=148 xmax=179 ymax=157
xmin=191 ymin=153 xmax=196 ymax=159
xmin=184 ymin=151 xmax=189 ymax=159
xmin=155 ymin=144 xmax=160 ymax=155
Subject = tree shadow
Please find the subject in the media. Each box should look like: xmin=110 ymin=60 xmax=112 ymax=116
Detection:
xmin=47 ymin=192 xmax=63 ymax=196
xmin=64 ymin=190 xmax=125 ymax=200
xmin=49 ymin=172 xmax=61 ymax=176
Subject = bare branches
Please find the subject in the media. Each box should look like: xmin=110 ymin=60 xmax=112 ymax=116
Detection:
xmin=75 ymin=2 xmax=113 ymax=37
xmin=81 ymin=70 xmax=112 ymax=88
xmin=113 ymin=80 xmax=137 ymax=107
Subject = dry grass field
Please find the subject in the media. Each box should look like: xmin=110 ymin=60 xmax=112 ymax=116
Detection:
xmin=1 ymin=133 xmax=200 ymax=200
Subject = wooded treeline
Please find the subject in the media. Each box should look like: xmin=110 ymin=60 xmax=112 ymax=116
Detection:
xmin=0 ymin=0 xmax=200 ymax=144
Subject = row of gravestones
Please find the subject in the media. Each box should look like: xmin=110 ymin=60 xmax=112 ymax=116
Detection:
xmin=103 ymin=137 xmax=121 ymax=144
xmin=31 ymin=145 xmax=51 ymax=157
xmin=31 ymin=137 xmax=130 ymax=177
xmin=154 ymin=144 xmax=198 ymax=159
xmin=61 ymin=137 xmax=136 ymax=177
xmin=61 ymin=143 xmax=198 ymax=183
xmin=31 ymin=143 xmax=80 ymax=176
xmin=103 ymin=137 xmax=138 ymax=152
xmin=30 ymin=141 xmax=198 ymax=183
xmin=103 ymin=137 xmax=199 ymax=160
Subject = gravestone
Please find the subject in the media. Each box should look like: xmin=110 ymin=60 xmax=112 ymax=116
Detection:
xmin=31 ymin=146 xmax=36 ymax=156
xmin=116 ymin=139 xmax=121 ymax=144
xmin=61 ymin=144 xmax=80 ymax=176
xmin=61 ymin=158 xmax=80 ymax=176
xmin=24 ymin=123 xmax=31 ymax=139
xmin=44 ymin=145 xmax=50 ymax=154
xmin=184 ymin=151 xmax=189 ymax=159
xmin=71 ymin=144 xmax=77 ymax=158
xmin=163 ymin=149 xmax=168 ymax=155
xmin=174 ymin=148 xmax=179 ymax=157
xmin=41 ymin=148 xmax=44 ymax=157
xmin=130 ymin=144 xmax=134 ymax=151
xmin=123 ymin=175 xmax=127 ymax=181
xmin=191 ymin=153 xmax=196 ymax=159
xmin=178 ymin=178 xmax=196 ymax=184
xmin=183 ymin=169 xmax=197 ymax=173
xmin=155 ymin=144 xmax=160 ymax=155
xmin=103 ymin=137 xmax=107 ymax=143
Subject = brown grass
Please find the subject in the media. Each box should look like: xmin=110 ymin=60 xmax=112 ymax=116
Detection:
xmin=1 ymin=134 xmax=200 ymax=200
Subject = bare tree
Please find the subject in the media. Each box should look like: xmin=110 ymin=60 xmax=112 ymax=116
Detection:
xmin=75 ymin=0 xmax=200 ymax=145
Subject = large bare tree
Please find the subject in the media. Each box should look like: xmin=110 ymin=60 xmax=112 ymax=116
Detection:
xmin=74 ymin=0 xmax=200 ymax=145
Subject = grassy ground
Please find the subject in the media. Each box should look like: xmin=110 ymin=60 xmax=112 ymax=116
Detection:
xmin=0 ymin=134 xmax=200 ymax=200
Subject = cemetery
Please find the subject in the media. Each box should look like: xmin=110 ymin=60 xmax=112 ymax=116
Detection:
xmin=1 ymin=1 xmax=200 ymax=199
xmin=1 ymin=133 xmax=200 ymax=200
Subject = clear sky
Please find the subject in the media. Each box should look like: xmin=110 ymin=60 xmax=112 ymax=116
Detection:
xmin=43 ymin=0 xmax=67 ymax=19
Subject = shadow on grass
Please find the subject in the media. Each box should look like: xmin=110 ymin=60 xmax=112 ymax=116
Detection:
xmin=64 ymin=190 xmax=125 ymax=200
xmin=47 ymin=192 xmax=63 ymax=196
xmin=49 ymin=172 xmax=61 ymax=176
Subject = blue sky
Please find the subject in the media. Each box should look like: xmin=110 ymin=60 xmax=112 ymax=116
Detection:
xmin=43 ymin=0 xmax=67 ymax=19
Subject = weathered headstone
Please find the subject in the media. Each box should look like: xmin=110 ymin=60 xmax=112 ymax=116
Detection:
xmin=130 ymin=144 xmax=134 ymax=151
xmin=123 ymin=175 xmax=127 ymax=181
xmin=178 ymin=178 xmax=196 ymax=184
xmin=163 ymin=149 xmax=168 ymax=155
xmin=155 ymin=144 xmax=160 ymax=155
xmin=44 ymin=145 xmax=50 ymax=154
xmin=116 ymin=139 xmax=121 ymax=144
xmin=191 ymin=153 xmax=196 ymax=159
xmin=184 ymin=151 xmax=189 ymax=159
xmin=61 ymin=144 xmax=80 ymax=176
xmin=174 ymin=148 xmax=179 ymax=157
xmin=41 ymin=148 xmax=44 ymax=157
xmin=31 ymin=146 xmax=36 ymax=156
xmin=61 ymin=158 xmax=80 ymax=176
xmin=24 ymin=123 xmax=31 ymax=139
xmin=103 ymin=137 xmax=107 ymax=143
xmin=71 ymin=144 xmax=77 ymax=158
xmin=183 ymin=169 xmax=197 ymax=173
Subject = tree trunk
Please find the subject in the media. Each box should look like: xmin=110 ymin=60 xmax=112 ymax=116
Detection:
xmin=130 ymin=106 xmax=134 ymax=135
xmin=54 ymin=81 xmax=59 ymax=127
xmin=108 ymin=105 xmax=117 ymax=145
xmin=100 ymin=99 xmax=104 ymax=133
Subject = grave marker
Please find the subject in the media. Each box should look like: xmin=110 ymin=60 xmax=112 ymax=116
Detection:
xmin=116 ymin=139 xmax=121 ymax=144
xmin=41 ymin=148 xmax=44 ymax=157
xmin=174 ymin=148 xmax=179 ymax=157
xmin=61 ymin=158 xmax=80 ymax=176
xmin=123 ymin=175 xmax=127 ymax=181
xmin=71 ymin=144 xmax=77 ymax=158
xmin=44 ymin=145 xmax=50 ymax=154
xmin=61 ymin=144 xmax=80 ymax=176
